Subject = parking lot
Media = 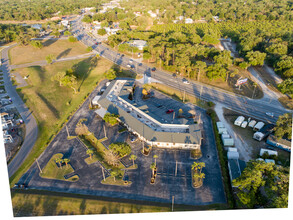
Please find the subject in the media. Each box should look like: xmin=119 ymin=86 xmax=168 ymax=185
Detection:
xmin=17 ymin=79 xmax=226 ymax=207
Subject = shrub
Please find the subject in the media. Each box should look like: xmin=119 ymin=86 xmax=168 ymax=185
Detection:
xmin=97 ymin=28 xmax=107 ymax=36
xmin=103 ymin=113 xmax=119 ymax=125
xmin=68 ymin=36 xmax=78 ymax=42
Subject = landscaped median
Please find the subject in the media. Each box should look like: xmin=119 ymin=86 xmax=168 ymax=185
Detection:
xmin=75 ymin=120 xmax=134 ymax=186
xmin=40 ymin=153 xmax=79 ymax=182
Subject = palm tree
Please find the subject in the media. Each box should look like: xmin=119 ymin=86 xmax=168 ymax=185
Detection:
xmin=110 ymin=171 xmax=118 ymax=182
xmin=86 ymin=149 xmax=94 ymax=160
xmin=55 ymin=158 xmax=63 ymax=169
xmin=129 ymin=154 xmax=137 ymax=166
xmin=150 ymin=162 xmax=156 ymax=177
xmin=191 ymin=161 xmax=205 ymax=173
xmin=63 ymin=158 xmax=70 ymax=167
xmin=153 ymin=155 xmax=158 ymax=166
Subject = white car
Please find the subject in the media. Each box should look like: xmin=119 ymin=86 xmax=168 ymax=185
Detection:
xmin=182 ymin=78 xmax=190 ymax=84
xmin=129 ymin=59 xmax=133 ymax=64
xmin=266 ymin=112 xmax=274 ymax=118
xmin=126 ymin=64 xmax=131 ymax=68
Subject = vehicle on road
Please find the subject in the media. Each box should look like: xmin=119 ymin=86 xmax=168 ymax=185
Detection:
xmin=127 ymin=64 xmax=131 ymax=68
xmin=182 ymin=78 xmax=190 ymax=84
xmin=266 ymin=112 xmax=274 ymax=118
xmin=138 ymin=63 xmax=142 ymax=66
xmin=172 ymin=73 xmax=177 ymax=78
xmin=130 ymin=135 xmax=137 ymax=142
xmin=166 ymin=109 xmax=174 ymax=114
xmin=151 ymin=67 xmax=156 ymax=72
xmin=129 ymin=59 xmax=133 ymax=64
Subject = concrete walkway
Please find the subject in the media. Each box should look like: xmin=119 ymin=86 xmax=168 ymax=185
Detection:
xmin=11 ymin=72 xmax=28 ymax=88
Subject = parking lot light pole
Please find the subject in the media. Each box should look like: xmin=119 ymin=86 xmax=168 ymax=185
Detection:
xmin=103 ymin=125 xmax=107 ymax=138
xmin=172 ymin=196 xmax=175 ymax=212
xmin=101 ymin=166 xmax=105 ymax=181
xmin=175 ymin=161 xmax=177 ymax=176
xmin=66 ymin=125 xmax=70 ymax=137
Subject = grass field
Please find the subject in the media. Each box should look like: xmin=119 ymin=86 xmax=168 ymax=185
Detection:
xmin=9 ymin=56 xmax=114 ymax=186
xmin=40 ymin=153 xmax=78 ymax=182
xmin=11 ymin=192 xmax=169 ymax=216
xmin=9 ymin=39 xmax=88 ymax=65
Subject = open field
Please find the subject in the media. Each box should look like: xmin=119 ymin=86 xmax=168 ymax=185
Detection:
xmin=11 ymin=192 xmax=169 ymax=216
xmin=9 ymin=57 xmax=113 ymax=186
xmin=9 ymin=39 xmax=88 ymax=65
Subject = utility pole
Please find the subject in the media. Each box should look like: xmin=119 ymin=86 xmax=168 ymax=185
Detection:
xmin=183 ymin=90 xmax=186 ymax=103
xmin=173 ymin=111 xmax=175 ymax=123
xmin=103 ymin=125 xmax=107 ymax=138
xmin=36 ymin=158 xmax=42 ymax=173
xmin=198 ymin=113 xmax=201 ymax=124
xmin=200 ymin=85 xmax=203 ymax=100
xmin=66 ymin=125 xmax=70 ymax=137
xmin=172 ymin=196 xmax=175 ymax=212
xmin=101 ymin=166 xmax=105 ymax=181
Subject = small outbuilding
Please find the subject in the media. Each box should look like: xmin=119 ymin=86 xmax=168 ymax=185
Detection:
xmin=241 ymin=121 xmax=248 ymax=128
xmin=253 ymin=121 xmax=265 ymax=131
xmin=248 ymin=120 xmax=257 ymax=128
xmin=234 ymin=116 xmax=245 ymax=126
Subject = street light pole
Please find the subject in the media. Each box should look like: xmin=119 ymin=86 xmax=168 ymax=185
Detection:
xmin=36 ymin=158 xmax=42 ymax=173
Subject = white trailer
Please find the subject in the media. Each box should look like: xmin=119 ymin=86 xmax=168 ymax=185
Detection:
xmin=234 ymin=116 xmax=245 ymax=126
xmin=241 ymin=121 xmax=248 ymax=128
xmin=260 ymin=148 xmax=278 ymax=157
xmin=253 ymin=122 xmax=265 ymax=131
xmin=248 ymin=120 xmax=257 ymax=128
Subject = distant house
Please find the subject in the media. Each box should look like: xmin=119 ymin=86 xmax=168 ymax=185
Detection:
xmin=50 ymin=16 xmax=61 ymax=21
xmin=134 ymin=11 xmax=142 ymax=17
xmin=104 ymin=27 xmax=121 ymax=35
xmin=61 ymin=20 xmax=69 ymax=26
xmin=31 ymin=24 xmax=42 ymax=30
xmin=148 ymin=10 xmax=157 ymax=18
xmin=127 ymin=40 xmax=147 ymax=50
xmin=177 ymin=16 xmax=184 ymax=21
xmin=185 ymin=18 xmax=193 ymax=24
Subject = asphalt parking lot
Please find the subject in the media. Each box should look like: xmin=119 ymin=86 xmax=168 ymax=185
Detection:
xmin=17 ymin=79 xmax=226 ymax=207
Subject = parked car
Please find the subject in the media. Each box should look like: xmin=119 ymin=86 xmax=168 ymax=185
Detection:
xmin=166 ymin=109 xmax=174 ymax=114
xmin=172 ymin=73 xmax=177 ymax=78
xmin=129 ymin=59 xmax=133 ymax=64
xmin=138 ymin=63 xmax=142 ymax=66
xmin=151 ymin=67 xmax=156 ymax=72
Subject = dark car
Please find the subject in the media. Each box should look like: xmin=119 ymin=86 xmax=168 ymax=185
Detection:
xmin=166 ymin=109 xmax=174 ymax=114
xmin=121 ymin=54 xmax=125 ymax=57
xmin=172 ymin=73 xmax=177 ymax=78
xmin=151 ymin=67 xmax=156 ymax=72
xmin=130 ymin=135 xmax=137 ymax=142
xmin=95 ymin=42 xmax=98 ymax=45
xmin=138 ymin=63 xmax=142 ymax=66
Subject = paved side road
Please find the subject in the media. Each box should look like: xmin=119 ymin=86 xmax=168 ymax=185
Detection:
xmin=1 ymin=45 xmax=39 ymax=178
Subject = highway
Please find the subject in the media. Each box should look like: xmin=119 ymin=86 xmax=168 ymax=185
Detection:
xmin=70 ymin=15 xmax=291 ymax=124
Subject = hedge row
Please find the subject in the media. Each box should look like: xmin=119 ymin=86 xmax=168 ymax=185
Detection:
xmin=206 ymin=109 xmax=235 ymax=208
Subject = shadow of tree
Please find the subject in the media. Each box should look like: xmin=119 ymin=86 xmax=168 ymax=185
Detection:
xmin=42 ymin=197 xmax=59 ymax=216
xmin=71 ymin=56 xmax=99 ymax=91
xmin=57 ymin=48 xmax=72 ymax=59
xmin=79 ymin=199 xmax=86 ymax=214
xmin=42 ymin=39 xmax=57 ymax=47
xmin=37 ymin=91 xmax=59 ymax=118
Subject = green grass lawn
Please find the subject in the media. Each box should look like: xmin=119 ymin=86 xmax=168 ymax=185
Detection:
xmin=101 ymin=176 xmax=132 ymax=186
xmin=11 ymin=192 xmax=169 ymax=216
xmin=9 ymin=56 xmax=114 ymax=186
xmin=40 ymin=153 xmax=78 ymax=182
xmin=9 ymin=39 xmax=89 ymax=65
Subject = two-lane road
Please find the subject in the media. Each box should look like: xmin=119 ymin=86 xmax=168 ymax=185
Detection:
xmin=70 ymin=15 xmax=291 ymax=124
